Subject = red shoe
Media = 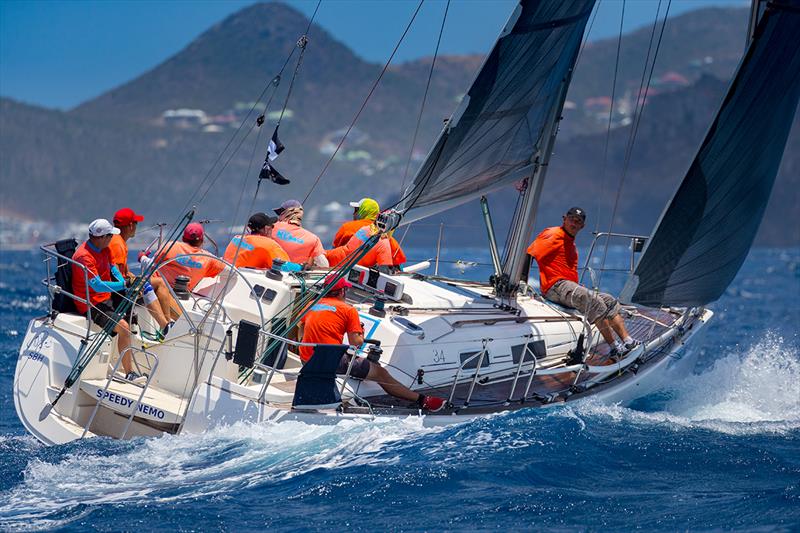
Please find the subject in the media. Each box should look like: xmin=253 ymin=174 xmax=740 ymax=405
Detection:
xmin=420 ymin=395 xmax=445 ymax=412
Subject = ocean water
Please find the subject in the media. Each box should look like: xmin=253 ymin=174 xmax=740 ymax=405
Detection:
xmin=0 ymin=247 xmax=798 ymax=532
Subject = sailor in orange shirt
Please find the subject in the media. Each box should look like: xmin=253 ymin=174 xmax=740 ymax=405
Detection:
xmin=224 ymin=212 xmax=290 ymax=269
xmin=153 ymin=223 xmax=225 ymax=291
xmin=110 ymin=208 xmax=170 ymax=333
xmin=71 ymin=219 xmax=137 ymax=379
xmin=325 ymin=223 xmax=393 ymax=270
xmin=528 ymin=207 xmax=637 ymax=358
xmin=332 ymin=198 xmax=406 ymax=269
xmin=297 ymin=277 xmax=444 ymax=411
xmin=271 ymin=200 xmax=328 ymax=268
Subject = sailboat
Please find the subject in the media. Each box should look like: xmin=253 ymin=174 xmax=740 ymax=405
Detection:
xmin=13 ymin=0 xmax=799 ymax=444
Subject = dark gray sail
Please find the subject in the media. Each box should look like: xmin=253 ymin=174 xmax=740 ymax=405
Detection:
xmin=398 ymin=0 xmax=595 ymax=224
xmin=622 ymin=0 xmax=800 ymax=307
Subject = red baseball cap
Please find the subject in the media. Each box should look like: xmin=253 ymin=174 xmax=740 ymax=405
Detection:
xmin=324 ymin=274 xmax=352 ymax=292
xmin=183 ymin=223 xmax=205 ymax=242
xmin=113 ymin=208 xmax=144 ymax=226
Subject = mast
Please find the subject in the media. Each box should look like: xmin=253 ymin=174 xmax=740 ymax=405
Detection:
xmin=501 ymin=41 xmax=584 ymax=293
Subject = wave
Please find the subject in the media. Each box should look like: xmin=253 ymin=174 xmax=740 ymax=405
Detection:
xmin=550 ymin=332 xmax=800 ymax=436
xmin=0 ymin=417 xmax=442 ymax=530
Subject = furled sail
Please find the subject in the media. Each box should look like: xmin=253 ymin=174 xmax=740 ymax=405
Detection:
xmin=397 ymin=0 xmax=595 ymax=224
xmin=621 ymin=0 xmax=800 ymax=307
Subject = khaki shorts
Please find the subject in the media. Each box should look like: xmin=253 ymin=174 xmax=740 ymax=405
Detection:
xmin=545 ymin=280 xmax=621 ymax=323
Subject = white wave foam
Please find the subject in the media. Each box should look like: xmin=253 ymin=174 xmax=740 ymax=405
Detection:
xmin=0 ymin=417 xmax=440 ymax=529
xmin=556 ymin=332 xmax=800 ymax=436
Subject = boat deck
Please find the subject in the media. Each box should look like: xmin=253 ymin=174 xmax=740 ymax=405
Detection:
xmin=349 ymin=306 xmax=681 ymax=413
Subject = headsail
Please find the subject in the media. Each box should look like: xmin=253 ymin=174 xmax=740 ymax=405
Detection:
xmin=621 ymin=0 xmax=800 ymax=307
xmin=397 ymin=0 xmax=595 ymax=224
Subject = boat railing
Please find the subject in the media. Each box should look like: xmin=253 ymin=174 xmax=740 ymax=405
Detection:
xmin=580 ymin=231 xmax=648 ymax=285
xmin=81 ymin=346 xmax=160 ymax=440
xmin=40 ymin=242 xmax=93 ymax=336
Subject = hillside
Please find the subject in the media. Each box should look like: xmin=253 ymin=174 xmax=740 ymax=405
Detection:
xmin=1 ymin=2 xmax=797 ymax=247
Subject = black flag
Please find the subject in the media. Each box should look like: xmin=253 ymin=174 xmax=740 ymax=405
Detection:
xmin=259 ymin=161 xmax=290 ymax=185
xmin=268 ymin=126 xmax=284 ymax=161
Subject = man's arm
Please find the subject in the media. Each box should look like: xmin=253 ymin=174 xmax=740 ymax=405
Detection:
xmin=529 ymin=230 xmax=560 ymax=262
xmin=347 ymin=331 xmax=364 ymax=347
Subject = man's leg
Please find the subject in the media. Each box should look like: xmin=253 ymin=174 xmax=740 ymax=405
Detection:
xmin=593 ymin=317 xmax=617 ymax=345
xmin=114 ymin=319 xmax=133 ymax=374
xmin=366 ymin=363 xmax=420 ymax=402
xmin=609 ymin=314 xmax=631 ymax=341
xmin=151 ymin=277 xmax=180 ymax=320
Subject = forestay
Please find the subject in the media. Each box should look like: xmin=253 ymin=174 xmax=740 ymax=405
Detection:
xmin=621 ymin=0 xmax=800 ymax=307
xmin=397 ymin=0 xmax=595 ymax=224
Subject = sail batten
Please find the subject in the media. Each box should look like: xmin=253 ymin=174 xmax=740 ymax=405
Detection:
xmin=622 ymin=0 xmax=800 ymax=307
xmin=398 ymin=0 xmax=596 ymax=225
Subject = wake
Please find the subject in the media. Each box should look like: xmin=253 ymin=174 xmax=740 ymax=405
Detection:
xmin=563 ymin=332 xmax=800 ymax=435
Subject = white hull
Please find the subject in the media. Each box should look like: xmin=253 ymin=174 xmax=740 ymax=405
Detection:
xmin=14 ymin=261 xmax=712 ymax=445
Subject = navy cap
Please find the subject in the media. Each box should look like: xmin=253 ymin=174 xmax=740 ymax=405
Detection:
xmin=248 ymin=212 xmax=277 ymax=230
xmin=565 ymin=207 xmax=586 ymax=222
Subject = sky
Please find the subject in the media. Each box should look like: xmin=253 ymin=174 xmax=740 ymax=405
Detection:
xmin=0 ymin=0 xmax=746 ymax=110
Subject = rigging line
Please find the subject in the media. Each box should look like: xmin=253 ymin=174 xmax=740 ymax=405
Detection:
xmin=399 ymin=0 xmax=451 ymax=195
xmin=178 ymin=49 xmax=296 ymax=218
xmin=574 ymin=0 xmax=602 ymax=68
xmin=388 ymin=132 xmax=449 ymax=212
xmin=274 ymin=0 xmax=321 ymax=127
xmin=598 ymin=0 xmax=671 ymax=281
xmin=228 ymin=124 xmax=267 ymax=244
xmin=591 ymin=0 xmax=626 ymax=238
xmin=303 ymin=0 xmax=426 ymax=204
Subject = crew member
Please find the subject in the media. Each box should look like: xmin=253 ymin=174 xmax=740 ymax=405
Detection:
xmin=271 ymin=200 xmax=328 ymax=268
xmin=325 ymin=223 xmax=393 ymax=270
xmin=71 ymin=219 xmax=137 ymax=379
xmin=528 ymin=207 xmax=638 ymax=357
xmin=109 ymin=207 xmax=171 ymax=333
xmin=333 ymin=197 xmax=406 ymax=268
xmin=154 ymin=223 xmax=225 ymax=291
xmin=297 ymin=277 xmax=445 ymax=411
xmin=223 ymin=212 xmax=289 ymax=269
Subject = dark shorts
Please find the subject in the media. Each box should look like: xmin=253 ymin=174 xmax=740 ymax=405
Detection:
xmin=90 ymin=300 xmax=119 ymax=336
xmin=336 ymin=353 xmax=371 ymax=380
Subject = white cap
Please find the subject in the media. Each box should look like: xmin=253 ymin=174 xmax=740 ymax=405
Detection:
xmin=349 ymin=198 xmax=368 ymax=208
xmin=88 ymin=218 xmax=121 ymax=237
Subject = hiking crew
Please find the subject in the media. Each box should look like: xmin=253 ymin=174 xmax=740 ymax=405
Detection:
xmin=71 ymin=219 xmax=135 ymax=377
xmin=298 ymin=277 xmax=445 ymax=412
xmin=153 ymin=223 xmax=225 ymax=291
xmin=332 ymin=197 xmax=406 ymax=269
xmin=223 ymin=212 xmax=290 ymax=269
xmin=110 ymin=207 xmax=171 ymax=332
xmin=528 ymin=207 xmax=638 ymax=358
xmin=271 ymin=200 xmax=328 ymax=268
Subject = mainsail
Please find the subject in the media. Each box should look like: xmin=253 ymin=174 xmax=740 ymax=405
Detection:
xmin=397 ymin=0 xmax=595 ymax=224
xmin=621 ymin=0 xmax=800 ymax=307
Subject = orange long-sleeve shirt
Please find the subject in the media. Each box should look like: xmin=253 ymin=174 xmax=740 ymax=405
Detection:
xmin=527 ymin=226 xmax=578 ymax=295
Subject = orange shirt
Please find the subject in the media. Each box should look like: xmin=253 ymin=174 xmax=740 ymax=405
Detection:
xmin=107 ymin=234 xmax=129 ymax=276
xmin=325 ymin=225 xmax=393 ymax=268
xmin=527 ymin=226 xmax=579 ymax=295
xmin=333 ymin=219 xmax=370 ymax=247
xmin=299 ymin=297 xmax=363 ymax=362
xmin=71 ymin=241 xmax=112 ymax=313
xmin=156 ymin=241 xmax=225 ymax=290
xmin=272 ymin=221 xmax=324 ymax=264
xmin=223 ymin=234 xmax=289 ymax=269
xmin=333 ymin=219 xmax=406 ymax=267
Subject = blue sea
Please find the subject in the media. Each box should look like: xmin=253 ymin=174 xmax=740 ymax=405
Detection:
xmin=0 ymin=247 xmax=798 ymax=532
